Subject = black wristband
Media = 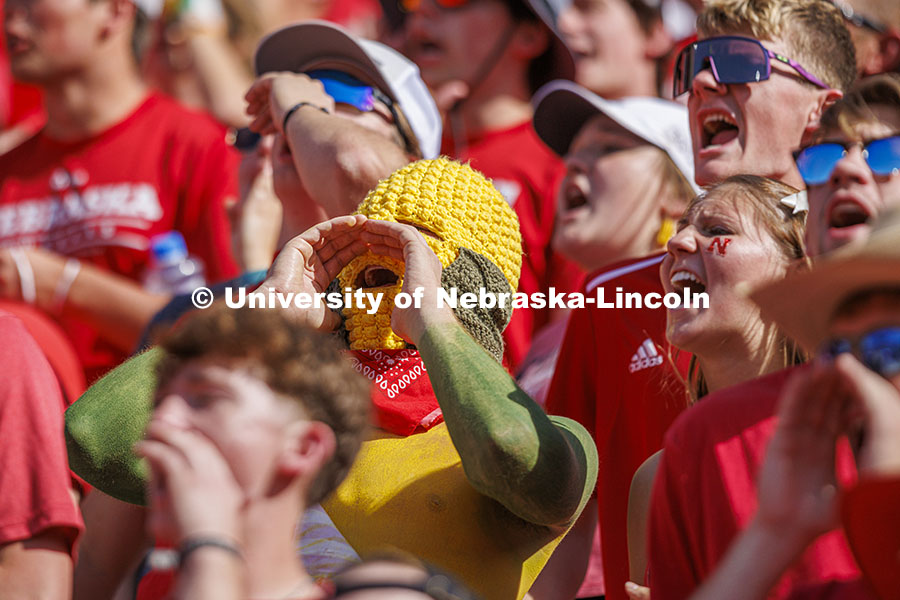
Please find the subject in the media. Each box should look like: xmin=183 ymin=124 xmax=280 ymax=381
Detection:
xmin=282 ymin=102 xmax=330 ymax=132
xmin=178 ymin=535 xmax=243 ymax=568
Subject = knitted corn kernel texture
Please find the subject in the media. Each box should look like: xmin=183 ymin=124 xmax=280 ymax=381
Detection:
xmin=339 ymin=254 xmax=407 ymax=350
xmin=336 ymin=158 xmax=524 ymax=351
xmin=355 ymin=158 xmax=522 ymax=291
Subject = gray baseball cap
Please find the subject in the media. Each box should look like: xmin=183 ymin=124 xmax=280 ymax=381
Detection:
xmin=254 ymin=20 xmax=442 ymax=159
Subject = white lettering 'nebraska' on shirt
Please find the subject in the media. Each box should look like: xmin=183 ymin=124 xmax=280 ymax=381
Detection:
xmin=0 ymin=183 xmax=163 ymax=239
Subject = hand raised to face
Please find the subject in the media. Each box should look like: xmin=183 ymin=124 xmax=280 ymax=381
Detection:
xmin=259 ymin=215 xmax=369 ymax=332
xmin=831 ymin=353 xmax=900 ymax=477
xmin=260 ymin=216 xmax=456 ymax=343
xmin=358 ymin=218 xmax=456 ymax=345
xmin=244 ymin=73 xmax=336 ymax=136
xmin=135 ymin=420 xmax=245 ymax=546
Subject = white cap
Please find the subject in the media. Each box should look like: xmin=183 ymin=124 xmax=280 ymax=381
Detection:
xmin=254 ymin=21 xmax=442 ymax=160
xmin=532 ymin=80 xmax=699 ymax=193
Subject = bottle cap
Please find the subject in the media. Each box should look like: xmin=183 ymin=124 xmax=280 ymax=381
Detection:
xmin=149 ymin=231 xmax=188 ymax=264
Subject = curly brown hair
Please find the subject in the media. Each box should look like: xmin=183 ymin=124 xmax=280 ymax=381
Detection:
xmin=156 ymin=305 xmax=371 ymax=505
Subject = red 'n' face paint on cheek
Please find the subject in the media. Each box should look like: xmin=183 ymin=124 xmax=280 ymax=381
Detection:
xmin=707 ymin=237 xmax=731 ymax=256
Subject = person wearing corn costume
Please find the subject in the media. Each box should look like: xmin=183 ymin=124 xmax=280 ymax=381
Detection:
xmin=309 ymin=159 xmax=598 ymax=600
xmin=64 ymin=158 xmax=598 ymax=600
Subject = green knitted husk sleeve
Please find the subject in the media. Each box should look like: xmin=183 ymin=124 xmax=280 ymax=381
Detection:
xmin=65 ymin=348 xmax=158 ymax=506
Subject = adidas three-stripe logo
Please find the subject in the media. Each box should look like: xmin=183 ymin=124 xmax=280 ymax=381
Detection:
xmin=629 ymin=338 xmax=664 ymax=373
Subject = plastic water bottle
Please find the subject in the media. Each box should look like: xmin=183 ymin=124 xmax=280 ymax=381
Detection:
xmin=143 ymin=231 xmax=206 ymax=295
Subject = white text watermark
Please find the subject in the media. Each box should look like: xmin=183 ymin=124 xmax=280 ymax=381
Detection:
xmin=191 ymin=286 xmax=709 ymax=311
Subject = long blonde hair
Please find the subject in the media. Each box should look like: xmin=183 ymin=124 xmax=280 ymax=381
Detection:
xmin=682 ymin=175 xmax=809 ymax=401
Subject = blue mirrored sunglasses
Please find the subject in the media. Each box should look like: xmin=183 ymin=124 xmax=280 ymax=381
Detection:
xmin=821 ymin=326 xmax=900 ymax=379
xmin=306 ymin=69 xmax=393 ymax=113
xmin=305 ymin=69 xmax=414 ymax=154
xmin=794 ymin=135 xmax=900 ymax=185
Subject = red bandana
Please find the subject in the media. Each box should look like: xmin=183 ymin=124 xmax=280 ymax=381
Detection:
xmin=348 ymin=349 xmax=444 ymax=436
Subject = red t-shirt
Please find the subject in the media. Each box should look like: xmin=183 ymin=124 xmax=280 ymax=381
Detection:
xmin=546 ymin=253 xmax=691 ymax=600
xmin=0 ymin=300 xmax=84 ymax=404
xmin=648 ymin=367 xmax=872 ymax=599
xmin=842 ymin=477 xmax=900 ymax=599
xmin=443 ymin=121 xmax=582 ymax=370
xmin=0 ymin=310 xmax=84 ymax=551
xmin=0 ymin=92 xmax=239 ymax=381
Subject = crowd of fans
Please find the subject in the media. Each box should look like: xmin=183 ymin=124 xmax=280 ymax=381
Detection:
xmin=1 ymin=0 xmax=900 ymax=599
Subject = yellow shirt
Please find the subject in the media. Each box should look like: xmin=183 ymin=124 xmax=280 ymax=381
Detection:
xmin=322 ymin=423 xmax=571 ymax=600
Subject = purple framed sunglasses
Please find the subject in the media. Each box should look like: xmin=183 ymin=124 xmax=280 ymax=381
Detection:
xmin=674 ymin=35 xmax=829 ymax=97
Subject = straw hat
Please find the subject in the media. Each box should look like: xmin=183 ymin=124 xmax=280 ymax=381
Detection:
xmin=751 ymin=208 xmax=900 ymax=353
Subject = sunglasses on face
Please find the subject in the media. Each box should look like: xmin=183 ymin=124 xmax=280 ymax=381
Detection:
xmin=307 ymin=69 xmax=393 ymax=113
xmin=793 ymin=135 xmax=900 ymax=185
xmin=673 ymin=35 xmax=829 ymax=97
xmin=821 ymin=326 xmax=900 ymax=380
xmin=306 ymin=70 xmax=415 ymax=154
xmin=231 ymin=127 xmax=261 ymax=152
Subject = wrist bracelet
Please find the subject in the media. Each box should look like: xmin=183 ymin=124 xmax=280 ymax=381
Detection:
xmin=8 ymin=248 xmax=36 ymax=304
xmin=178 ymin=535 xmax=243 ymax=568
xmin=282 ymin=101 xmax=329 ymax=133
xmin=51 ymin=258 xmax=81 ymax=315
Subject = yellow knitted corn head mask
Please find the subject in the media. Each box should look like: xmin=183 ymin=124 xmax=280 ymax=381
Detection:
xmin=337 ymin=158 xmax=522 ymax=352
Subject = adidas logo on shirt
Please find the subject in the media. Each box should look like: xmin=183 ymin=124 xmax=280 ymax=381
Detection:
xmin=629 ymin=339 xmax=664 ymax=373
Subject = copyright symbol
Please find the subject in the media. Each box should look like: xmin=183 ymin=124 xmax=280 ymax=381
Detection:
xmin=191 ymin=287 xmax=214 ymax=309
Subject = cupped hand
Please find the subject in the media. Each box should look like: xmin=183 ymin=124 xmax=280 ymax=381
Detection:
xmin=259 ymin=215 xmax=368 ymax=331
xmin=359 ymin=219 xmax=455 ymax=345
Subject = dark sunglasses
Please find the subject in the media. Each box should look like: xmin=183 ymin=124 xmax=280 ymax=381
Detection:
xmin=673 ymin=35 xmax=829 ymax=97
xmin=231 ymin=127 xmax=261 ymax=152
xmin=821 ymin=326 xmax=900 ymax=379
xmin=399 ymin=0 xmax=470 ymax=12
xmin=793 ymin=135 xmax=900 ymax=185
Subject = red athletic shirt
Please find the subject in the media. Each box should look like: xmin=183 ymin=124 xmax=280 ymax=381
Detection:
xmin=648 ymin=367 xmax=872 ymax=600
xmin=0 ymin=310 xmax=84 ymax=551
xmin=0 ymin=300 xmax=84 ymax=404
xmin=546 ymin=253 xmax=691 ymax=600
xmin=842 ymin=477 xmax=900 ymax=599
xmin=0 ymin=92 xmax=239 ymax=381
xmin=443 ymin=121 xmax=582 ymax=370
